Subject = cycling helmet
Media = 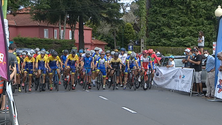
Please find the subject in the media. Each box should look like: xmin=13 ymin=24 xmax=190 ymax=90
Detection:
xmin=30 ymin=49 xmax=35 ymax=54
xmin=85 ymin=51 xmax=91 ymax=56
xmin=21 ymin=52 xmax=26 ymax=55
xmin=136 ymin=53 xmax=139 ymax=57
xmin=94 ymin=47 xmax=100 ymax=51
xmin=71 ymin=49 xmax=76 ymax=54
xmin=49 ymin=49 xmax=55 ymax=54
xmin=114 ymin=52 xmax=119 ymax=57
xmin=41 ymin=48 xmax=46 ymax=51
xmin=13 ymin=52 xmax=17 ymax=56
xmin=99 ymin=48 xmax=102 ymax=53
xmin=142 ymin=50 xmax=146 ymax=54
xmin=114 ymin=49 xmax=118 ymax=52
xmin=120 ymin=48 xmax=126 ymax=51
xmin=79 ymin=49 xmax=83 ymax=53
xmin=63 ymin=49 xmax=69 ymax=54
xmin=35 ymin=48 xmax=40 ymax=51
xmin=40 ymin=51 xmax=46 ymax=55
xmin=106 ymin=50 xmax=110 ymax=54
xmin=37 ymin=51 xmax=41 ymax=55
xmin=27 ymin=53 xmax=33 ymax=58
xmin=131 ymin=52 xmax=136 ymax=58
xmin=128 ymin=51 xmax=132 ymax=55
xmin=101 ymin=51 xmax=105 ymax=55
xmin=91 ymin=50 xmax=95 ymax=55
xmin=16 ymin=51 xmax=21 ymax=56
xmin=52 ymin=51 xmax=58 ymax=57
xmin=111 ymin=51 xmax=115 ymax=55
xmin=169 ymin=55 xmax=174 ymax=59
xmin=147 ymin=49 xmax=153 ymax=54
xmin=46 ymin=51 xmax=49 ymax=54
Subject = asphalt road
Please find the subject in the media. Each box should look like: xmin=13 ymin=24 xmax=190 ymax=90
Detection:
xmin=9 ymin=84 xmax=222 ymax=125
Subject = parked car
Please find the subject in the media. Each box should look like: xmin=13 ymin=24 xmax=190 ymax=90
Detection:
xmin=16 ymin=48 xmax=34 ymax=55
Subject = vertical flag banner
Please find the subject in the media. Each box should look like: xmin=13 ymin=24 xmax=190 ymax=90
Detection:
xmin=0 ymin=2 xmax=9 ymax=80
xmin=214 ymin=17 xmax=222 ymax=99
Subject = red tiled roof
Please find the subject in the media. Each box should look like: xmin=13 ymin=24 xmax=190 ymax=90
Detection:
xmin=92 ymin=39 xmax=108 ymax=45
xmin=7 ymin=13 xmax=92 ymax=29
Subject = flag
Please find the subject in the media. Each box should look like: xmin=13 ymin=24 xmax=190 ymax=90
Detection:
xmin=0 ymin=4 xmax=9 ymax=80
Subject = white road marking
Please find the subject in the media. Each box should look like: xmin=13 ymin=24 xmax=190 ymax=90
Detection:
xmin=122 ymin=107 xmax=137 ymax=114
xmin=99 ymin=96 xmax=108 ymax=100
xmin=86 ymin=90 xmax=89 ymax=92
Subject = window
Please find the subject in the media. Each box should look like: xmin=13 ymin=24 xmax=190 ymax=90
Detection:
xmin=61 ymin=30 xmax=64 ymax=39
xmin=54 ymin=30 xmax=57 ymax=39
xmin=44 ymin=29 xmax=48 ymax=38
xmin=69 ymin=30 xmax=72 ymax=40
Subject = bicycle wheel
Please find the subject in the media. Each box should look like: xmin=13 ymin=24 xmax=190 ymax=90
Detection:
xmin=112 ymin=73 xmax=116 ymax=90
xmin=68 ymin=77 xmax=71 ymax=91
xmin=25 ymin=77 xmax=28 ymax=93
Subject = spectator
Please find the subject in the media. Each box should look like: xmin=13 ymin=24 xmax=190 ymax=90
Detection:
xmin=217 ymin=52 xmax=222 ymax=71
xmin=197 ymin=31 xmax=204 ymax=55
xmin=167 ymin=56 xmax=175 ymax=68
xmin=204 ymin=50 xmax=215 ymax=99
xmin=188 ymin=49 xmax=203 ymax=96
xmin=182 ymin=49 xmax=191 ymax=67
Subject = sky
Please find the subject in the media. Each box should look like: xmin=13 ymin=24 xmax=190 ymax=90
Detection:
xmin=119 ymin=0 xmax=135 ymax=4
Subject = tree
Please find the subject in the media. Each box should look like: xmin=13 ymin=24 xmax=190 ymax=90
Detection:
xmin=123 ymin=23 xmax=136 ymax=48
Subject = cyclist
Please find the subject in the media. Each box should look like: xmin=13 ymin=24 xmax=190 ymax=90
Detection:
xmin=46 ymin=51 xmax=63 ymax=91
xmin=36 ymin=50 xmax=48 ymax=91
xmin=33 ymin=48 xmax=40 ymax=58
xmin=64 ymin=49 xmax=79 ymax=90
xmin=16 ymin=52 xmax=21 ymax=92
xmin=123 ymin=52 xmax=139 ymax=89
xmin=81 ymin=51 xmax=94 ymax=89
xmin=92 ymin=47 xmax=100 ymax=86
xmin=139 ymin=50 xmax=153 ymax=82
xmin=78 ymin=49 xmax=84 ymax=84
xmin=111 ymin=51 xmax=115 ymax=58
xmin=106 ymin=50 xmax=112 ymax=62
xmin=61 ymin=49 xmax=69 ymax=76
xmin=109 ymin=52 xmax=124 ymax=89
xmin=95 ymin=51 xmax=107 ymax=90
xmin=119 ymin=48 xmax=127 ymax=87
xmin=147 ymin=49 xmax=160 ymax=79
xmin=22 ymin=53 xmax=35 ymax=92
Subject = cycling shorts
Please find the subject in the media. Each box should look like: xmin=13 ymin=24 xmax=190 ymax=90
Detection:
xmin=97 ymin=68 xmax=106 ymax=77
xmin=49 ymin=66 xmax=59 ymax=74
xmin=24 ymin=69 xmax=33 ymax=75
xmin=38 ymin=66 xmax=47 ymax=74
xmin=125 ymin=65 xmax=136 ymax=74
xmin=149 ymin=62 xmax=155 ymax=69
xmin=83 ymin=68 xmax=92 ymax=75
xmin=67 ymin=65 xmax=76 ymax=74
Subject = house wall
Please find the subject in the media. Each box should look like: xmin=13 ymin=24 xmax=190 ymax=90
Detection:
xmin=8 ymin=26 xmax=17 ymax=41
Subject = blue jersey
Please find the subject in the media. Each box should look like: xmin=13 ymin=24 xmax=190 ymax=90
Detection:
xmin=61 ymin=55 xmax=67 ymax=64
xmin=97 ymin=57 xmax=107 ymax=69
xmin=83 ymin=56 xmax=93 ymax=68
xmin=136 ymin=57 xmax=141 ymax=67
xmin=126 ymin=56 xmax=137 ymax=67
xmin=92 ymin=53 xmax=100 ymax=64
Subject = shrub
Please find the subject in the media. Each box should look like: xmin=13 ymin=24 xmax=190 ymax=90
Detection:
xmin=13 ymin=37 xmax=75 ymax=54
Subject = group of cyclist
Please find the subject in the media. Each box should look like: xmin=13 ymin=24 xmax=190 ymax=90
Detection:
xmin=13 ymin=46 xmax=160 ymax=92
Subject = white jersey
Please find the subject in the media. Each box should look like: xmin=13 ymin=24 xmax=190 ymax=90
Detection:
xmin=119 ymin=53 xmax=127 ymax=64
xmin=140 ymin=55 xmax=150 ymax=63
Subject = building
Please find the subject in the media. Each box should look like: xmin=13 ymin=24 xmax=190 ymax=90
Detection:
xmin=7 ymin=8 xmax=108 ymax=50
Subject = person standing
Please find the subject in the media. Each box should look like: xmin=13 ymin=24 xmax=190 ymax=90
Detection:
xmin=198 ymin=31 xmax=204 ymax=55
xmin=182 ymin=49 xmax=191 ymax=68
xmin=188 ymin=49 xmax=203 ymax=96
xmin=204 ymin=50 xmax=215 ymax=98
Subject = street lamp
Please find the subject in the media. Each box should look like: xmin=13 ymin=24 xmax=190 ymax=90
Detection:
xmin=215 ymin=5 xmax=222 ymax=17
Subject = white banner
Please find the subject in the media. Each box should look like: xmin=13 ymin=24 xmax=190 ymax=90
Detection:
xmin=154 ymin=67 xmax=194 ymax=93
xmin=214 ymin=71 xmax=222 ymax=99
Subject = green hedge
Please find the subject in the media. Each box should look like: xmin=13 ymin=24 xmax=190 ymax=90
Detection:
xmin=13 ymin=37 xmax=75 ymax=54
xmin=134 ymin=46 xmax=213 ymax=55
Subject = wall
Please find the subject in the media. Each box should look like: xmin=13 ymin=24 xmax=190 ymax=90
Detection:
xmin=8 ymin=26 xmax=17 ymax=41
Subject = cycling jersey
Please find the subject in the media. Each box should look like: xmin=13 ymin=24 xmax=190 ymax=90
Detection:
xmin=67 ymin=54 xmax=79 ymax=66
xmin=16 ymin=56 xmax=20 ymax=74
xmin=126 ymin=56 xmax=137 ymax=68
xmin=33 ymin=54 xmax=38 ymax=58
xmin=36 ymin=55 xmax=48 ymax=74
xmin=47 ymin=55 xmax=61 ymax=67
xmin=136 ymin=57 xmax=141 ymax=67
xmin=96 ymin=57 xmax=107 ymax=77
xmin=140 ymin=55 xmax=151 ymax=69
xmin=92 ymin=53 xmax=100 ymax=64
xmin=61 ymin=55 xmax=68 ymax=68
xmin=97 ymin=57 xmax=107 ymax=69
xmin=110 ymin=58 xmax=121 ymax=69
xmin=83 ymin=56 xmax=93 ymax=68
xmin=119 ymin=53 xmax=127 ymax=64
xmin=24 ymin=57 xmax=35 ymax=74
xmin=149 ymin=54 xmax=158 ymax=69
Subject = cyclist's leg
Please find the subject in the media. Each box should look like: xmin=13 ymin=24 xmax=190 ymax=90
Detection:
xmin=101 ymin=69 xmax=106 ymax=86
xmin=28 ymin=70 xmax=33 ymax=89
xmin=22 ymin=71 xmax=27 ymax=84
xmin=116 ymin=69 xmax=120 ymax=85
xmin=71 ymin=67 xmax=75 ymax=86
xmin=124 ymin=66 xmax=128 ymax=86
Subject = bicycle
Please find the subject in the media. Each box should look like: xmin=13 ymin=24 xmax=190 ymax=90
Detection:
xmin=109 ymin=68 xmax=120 ymax=90
xmin=50 ymin=69 xmax=59 ymax=91
xmin=126 ymin=68 xmax=138 ymax=90
xmin=24 ymin=69 xmax=34 ymax=93
xmin=96 ymin=69 xmax=104 ymax=90
xmin=141 ymin=68 xmax=152 ymax=90
xmin=82 ymin=68 xmax=92 ymax=90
